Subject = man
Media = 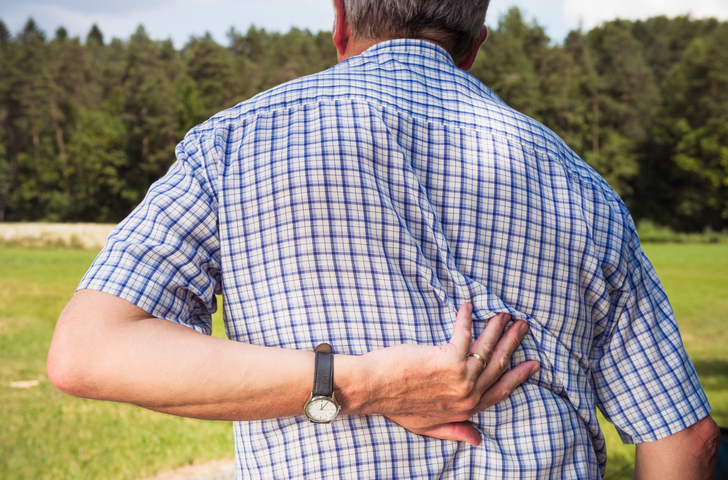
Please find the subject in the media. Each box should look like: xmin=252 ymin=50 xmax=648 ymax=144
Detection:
xmin=48 ymin=0 xmax=720 ymax=478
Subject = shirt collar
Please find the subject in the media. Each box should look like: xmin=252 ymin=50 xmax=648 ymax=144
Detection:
xmin=358 ymin=38 xmax=456 ymax=66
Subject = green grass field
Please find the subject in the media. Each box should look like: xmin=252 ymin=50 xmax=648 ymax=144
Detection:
xmin=0 ymin=248 xmax=231 ymax=480
xmin=0 ymin=244 xmax=726 ymax=479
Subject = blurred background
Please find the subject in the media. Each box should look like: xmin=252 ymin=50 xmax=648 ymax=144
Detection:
xmin=0 ymin=1 xmax=726 ymax=479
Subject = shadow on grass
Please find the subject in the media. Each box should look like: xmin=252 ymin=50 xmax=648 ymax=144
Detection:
xmin=693 ymin=359 xmax=728 ymax=380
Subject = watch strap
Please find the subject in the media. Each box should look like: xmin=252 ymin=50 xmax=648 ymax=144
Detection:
xmin=312 ymin=343 xmax=334 ymax=397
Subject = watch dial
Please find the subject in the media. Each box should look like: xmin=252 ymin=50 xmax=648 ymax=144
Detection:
xmin=306 ymin=398 xmax=338 ymax=422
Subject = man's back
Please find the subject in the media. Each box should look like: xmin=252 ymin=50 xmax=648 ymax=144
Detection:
xmin=79 ymin=39 xmax=708 ymax=478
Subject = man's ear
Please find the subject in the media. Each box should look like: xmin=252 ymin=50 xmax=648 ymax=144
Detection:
xmin=456 ymin=25 xmax=488 ymax=71
xmin=332 ymin=0 xmax=350 ymax=62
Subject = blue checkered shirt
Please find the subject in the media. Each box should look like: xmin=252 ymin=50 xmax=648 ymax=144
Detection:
xmin=80 ymin=39 xmax=710 ymax=479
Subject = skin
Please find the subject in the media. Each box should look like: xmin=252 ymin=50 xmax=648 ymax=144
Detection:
xmin=49 ymin=1 xmax=721 ymax=474
xmin=634 ymin=415 xmax=720 ymax=480
xmin=49 ymin=291 xmax=537 ymax=446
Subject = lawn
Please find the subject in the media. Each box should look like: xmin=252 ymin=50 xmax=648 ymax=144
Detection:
xmin=0 ymin=244 xmax=726 ymax=479
xmin=0 ymin=248 xmax=231 ymax=480
xmin=601 ymin=243 xmax=728 ymax=479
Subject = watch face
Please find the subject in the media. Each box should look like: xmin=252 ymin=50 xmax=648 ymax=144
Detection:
xmin=305 ymin=397 xmax=339 ymax=423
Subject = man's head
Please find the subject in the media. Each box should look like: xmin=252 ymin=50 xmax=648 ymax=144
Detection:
xmin=333 ymin=0 xmax=490 ymax=69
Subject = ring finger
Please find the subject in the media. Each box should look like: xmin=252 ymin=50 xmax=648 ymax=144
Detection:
xmin=467 ymin=312 xmax=511 ymax=371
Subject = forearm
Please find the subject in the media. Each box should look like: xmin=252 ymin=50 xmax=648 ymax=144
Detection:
xmin=49 ymin=290 xmax=537 ymax=446
xmin=634 ymin=415 xmax=720 ymax=480
xmin=48 ymin=289 xmax=370 ymax=421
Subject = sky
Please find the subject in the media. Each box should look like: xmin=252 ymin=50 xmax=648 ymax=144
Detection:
xmin=2 ymin=0 xmax=728 ymax=47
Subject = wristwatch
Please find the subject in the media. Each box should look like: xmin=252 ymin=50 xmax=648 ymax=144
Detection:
xmin=303 ymin=343 xmax=340 ymax=423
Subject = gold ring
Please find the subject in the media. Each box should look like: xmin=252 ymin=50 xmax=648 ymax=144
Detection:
xmin=467 ymin=353 xmax=487 ymax=368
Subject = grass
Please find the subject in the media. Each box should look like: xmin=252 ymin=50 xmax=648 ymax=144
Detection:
xmin=600 ymin=243 xmax=728 ymax=479
xmin=0 ymin=244 xmax=726 ymax=479
xmin=0 ymin=248 xmax=231 ymax=480
xmin=636 ymin=220 xmax=728 ymax=244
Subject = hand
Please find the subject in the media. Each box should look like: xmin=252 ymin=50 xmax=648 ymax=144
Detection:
xmin=359 ymin=302 xmax=539 ymax=446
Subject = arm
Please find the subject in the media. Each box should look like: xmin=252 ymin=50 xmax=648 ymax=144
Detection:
xmin=48 ymin=289 xmax=539 ymax=446
xmin=634 ymin=415 xmax=720 ymax=480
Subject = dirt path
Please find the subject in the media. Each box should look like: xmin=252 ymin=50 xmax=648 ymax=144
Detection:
xmin=138 ymin=459 xmax=235 ymax=480
xmin=0 ymin=223 xmax=116 ymax=249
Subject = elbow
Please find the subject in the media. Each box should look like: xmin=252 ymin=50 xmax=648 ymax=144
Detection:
xmin=688 ymin=415 xmax=721 ymax=469
xmin=47 ymin=337 xmax=89 ymax=397
xmin=702 ymin=417 xmax=721 ymax=466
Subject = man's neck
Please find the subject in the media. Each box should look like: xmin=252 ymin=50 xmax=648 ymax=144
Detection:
xmin=337 ymin=37 xmax=453 ymax=63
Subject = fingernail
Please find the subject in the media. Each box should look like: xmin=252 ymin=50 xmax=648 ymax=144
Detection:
xmin=519 ymin=322 xmax=529 ymax=336
xmin=466 ymin=302 xmax=473 ymax=313
xmin=530 ymin=364 xmax=540 ymax=376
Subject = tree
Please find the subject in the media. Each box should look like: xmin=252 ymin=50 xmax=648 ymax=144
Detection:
xmin=471 ymin=7 xmax=548 ymax=118
xmin=658 ymin=26 xmax=728 ymax=230
xmin=3 ymin=18 xmax=58 ymax=220
xmin=671 ymin=120 xmax=728 ymax=228
xmin=183 ymin=33 xmax=237 ymax=118
xmin=576 ymin=21 xmax=660 ymax=198
xmin=55 ymin=27 xmax=68 ymax=42
xmin=541 ymin=30 xmax=599 ymax=164
xmin=0 ymin=19 xmax=10 ymax=44
xmin=65 ymin=103 xmax=129 ymax=221
xmin=0 ymin=17 xmax=725 ymax=229
xmin=121 ymin=26 xmax=180 ymax=206
xmin=87 ymin=24 xmax=104 ymax=46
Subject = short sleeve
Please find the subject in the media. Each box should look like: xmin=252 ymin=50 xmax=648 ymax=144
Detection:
xmin=78 ymin=139 xmax=221 ymax=335
xmin=589 ymin=214 xmax=710 ymax=444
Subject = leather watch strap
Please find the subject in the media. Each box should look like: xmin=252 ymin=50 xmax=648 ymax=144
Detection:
xmin=312 ymin=343 xmax=334 ymax=397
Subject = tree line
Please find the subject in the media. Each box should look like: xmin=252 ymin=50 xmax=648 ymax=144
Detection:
xmin=0 ymin=9 xmax=726 ymax=232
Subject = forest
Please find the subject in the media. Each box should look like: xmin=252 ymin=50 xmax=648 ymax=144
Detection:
xmin=0 ymin=8 xmax=726 ymax=232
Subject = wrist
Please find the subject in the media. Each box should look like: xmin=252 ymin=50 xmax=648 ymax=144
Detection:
xmin=333 ymin=353 xmax=376 ymax=415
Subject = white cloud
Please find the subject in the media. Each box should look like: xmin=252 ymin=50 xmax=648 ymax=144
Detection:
xmin=1 ymin=0 xmax=334 ymax=47
xmin=0 ymin=0 xmax=183 ymax=16
xmin=563 ymin=0 xmax=728 ymax=30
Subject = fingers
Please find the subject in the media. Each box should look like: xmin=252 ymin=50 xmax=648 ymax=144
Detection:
xmin=475 ymin=319 xmax=531 ymax=391
xmin=450 ymin=306 xmax=539 ymax=417
xmin=464 ymin=311 xmax=510 ymax=378
xmin=418 ymin=422 xmax=482 ymax=447
xmin=475 ymin=360 xmax=540 ymax=412
xmin=469 ymin=312 xmax=511 ymax=365
xmin=448 ymin=302 xmax=474 ymax=353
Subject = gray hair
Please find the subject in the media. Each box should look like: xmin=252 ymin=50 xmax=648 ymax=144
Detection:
xmin=343 ymin=0 xmax=490 ymax=60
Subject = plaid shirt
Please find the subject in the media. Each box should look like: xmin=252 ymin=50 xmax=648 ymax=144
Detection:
xmin=80 ymin=40 xmax=710 ymax=479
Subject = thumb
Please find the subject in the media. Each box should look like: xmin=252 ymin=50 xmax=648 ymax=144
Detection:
xmin=420 ymin=421 xmax=482 ymax=447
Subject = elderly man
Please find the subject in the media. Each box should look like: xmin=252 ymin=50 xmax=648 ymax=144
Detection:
xmin=48 ymin=0 xmax=719 ymax=478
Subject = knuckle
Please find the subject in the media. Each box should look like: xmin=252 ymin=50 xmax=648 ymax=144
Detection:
xmin=480 ymin=343 xmax=494 ymax=361
xmin=495 ymin=313 xmax=510 ymax=330
xmin=508 ymin=332 xmax=522 ymax=350
xmin=464 ymin=395 xmax=480 ymax=412
xmin=452 ymin=397 xmax=477 ymax=417
xmin=455 ymin=379 xmax=475 ymax=398
xmin=449 ymin=361 xmax=468 ymax=380
xmin=497 ymin=353 xmax=511 ymax=372
xmin=497 ymin=384 xmax=514 ymax=400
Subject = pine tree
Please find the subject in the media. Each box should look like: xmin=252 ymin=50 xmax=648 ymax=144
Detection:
xmin=661 ymin=26 xmax=728 ymax=229
xmin=0 ymin=19 xmax=10 ymax=44
xmin=87 ymin=24 xmax=104 ymax=46
xmin=183 ymin=33 xmax=237 ymax=117
xmin=121 ymin=26 xmax=181 ymax=208
xmin=470 ymin=7 xmax=547 ymax=119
